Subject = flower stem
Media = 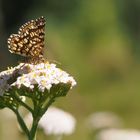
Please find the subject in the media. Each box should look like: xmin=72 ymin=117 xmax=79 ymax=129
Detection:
xmin=11 ymin=108 xmax=30 ymax=137
xmin=12 ymin=91 xmax=33 ymax=112
xmin=28 ymin=118 xmax=39 ymax=140
xmin=41 ymin=96 xmax=55 ymax=116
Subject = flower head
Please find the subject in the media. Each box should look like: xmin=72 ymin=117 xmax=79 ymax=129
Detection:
xmin=0 ymin=62 xmax=76 ymax=95
xmin=39 ymin=107 xmax=76 ymax=135
xmin=96 ymin=129 xmax=140 ymax=140
xmin=86 ymin=112 xmax=123 ymax=131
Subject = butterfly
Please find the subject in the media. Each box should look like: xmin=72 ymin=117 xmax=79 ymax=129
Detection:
xmin=7 ymin=16 xmax=46 ymax=63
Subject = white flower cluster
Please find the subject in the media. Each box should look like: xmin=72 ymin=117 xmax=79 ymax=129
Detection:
xmin=86 ymin=112 xmax=123 ymax=130
xmin=39 ymin=107 xmax=76 ymax=135
xmin=0 ymin=62 xmax=76 ymax=95
xmin=96 ymin=129 xmax=140 ymax=140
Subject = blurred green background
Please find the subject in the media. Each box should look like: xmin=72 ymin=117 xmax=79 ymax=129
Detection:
xmin=0 ymin=0 xmax=140 ymax=139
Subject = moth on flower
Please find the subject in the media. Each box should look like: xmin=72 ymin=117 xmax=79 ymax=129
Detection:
xmin=0 ymin=17 xmax=76 ymax=96
xmin=0 ymin=17 xmax=76 ymax=140
xmin=3 ymin=16 xmax=47 ymax=95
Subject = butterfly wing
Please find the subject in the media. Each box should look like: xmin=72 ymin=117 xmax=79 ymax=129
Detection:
xmin=7 ymin=16 xmax=45 ymax=58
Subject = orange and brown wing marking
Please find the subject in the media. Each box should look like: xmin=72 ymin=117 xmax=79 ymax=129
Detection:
xmin=7 ymin=16 xmax=46 ymax=58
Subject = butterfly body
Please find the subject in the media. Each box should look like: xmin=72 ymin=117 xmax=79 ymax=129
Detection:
xmin=8 ymin=16 xmax=45 ymax=63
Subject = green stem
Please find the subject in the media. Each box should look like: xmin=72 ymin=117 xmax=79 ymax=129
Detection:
xmin=28 ymin=97 xmax=41 ymax=140
xmin=10 ymin=107 xmax=30 ymax=137
xmin=29 ymin=117 xmax=39 ymax=140
xmin=11 ymin=91 xmax=33 ymax=112
xmin=16 ymin=95 xmax=33 ymax=112
xmin=41 ymin=96 xmax=55 ymax=116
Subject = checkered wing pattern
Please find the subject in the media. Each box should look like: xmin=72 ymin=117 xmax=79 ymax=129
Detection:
xmin=7 ymin=16 xmax=45 ymax=59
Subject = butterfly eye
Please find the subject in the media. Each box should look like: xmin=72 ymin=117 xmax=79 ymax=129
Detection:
xmin=7 ymin=16 xmax=46 ymax=63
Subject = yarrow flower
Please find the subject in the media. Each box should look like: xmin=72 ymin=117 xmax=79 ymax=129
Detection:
xmin=96 ymin=129 xmax=140 ymax=140
xmin=86 ymin=112 xmax=123 ymax=131
xmin=0 ymin=62 xmax=76 ymax=140
xmin=0 ymin=62 xmax=76 ymax=95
